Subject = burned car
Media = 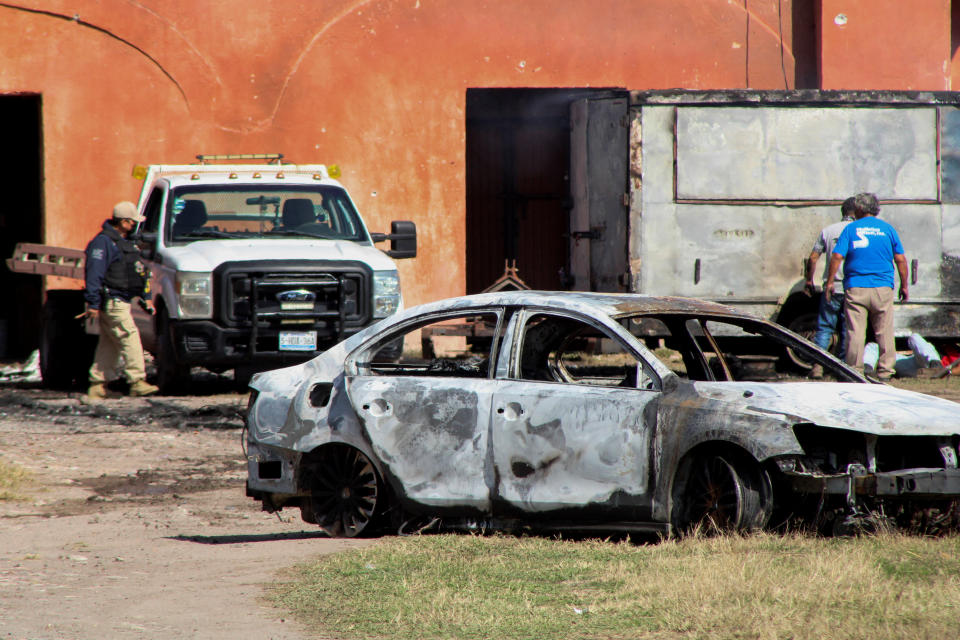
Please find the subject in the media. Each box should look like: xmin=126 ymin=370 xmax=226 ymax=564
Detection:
xmin=245 ymin=292 xmax=960 ymax=537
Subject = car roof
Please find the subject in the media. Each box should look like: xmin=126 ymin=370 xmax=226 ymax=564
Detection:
xmin=407 ymin=290 xmax=752 ymax=320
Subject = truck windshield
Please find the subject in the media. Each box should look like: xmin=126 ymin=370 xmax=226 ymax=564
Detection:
xmin=164 ymin=185 xmax=369 ymax=244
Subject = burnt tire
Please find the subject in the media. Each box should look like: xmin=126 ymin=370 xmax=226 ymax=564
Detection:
xmin=39 ymin=290 xmax=97 ymax=390
xmin=155 ymin=311 xmax=190 ymax=394
xmin=300 ymin=445 xmax=384 ymax=538
xmin=671 ymin=453 xmax=772 ymax=536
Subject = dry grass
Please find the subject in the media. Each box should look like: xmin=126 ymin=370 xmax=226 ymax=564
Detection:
xmin=888 ymin=375 xmax=960 ymax=403
xmin=270 ymin=532 xmax=960 ymax=640
xmin=0 ymin=458 xmax=30 ymax=501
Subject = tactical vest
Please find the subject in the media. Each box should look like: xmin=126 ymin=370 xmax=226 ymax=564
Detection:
xmin=101 ymin=224 xmax=148 ymax=295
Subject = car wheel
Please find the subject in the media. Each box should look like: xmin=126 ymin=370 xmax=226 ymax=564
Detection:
xmin=301 ymin=446 xmax=383 ymax=537
xmin=156 ymin=310 xmax=190 ymax=394
xmin=672 ymin=453 xmax=771 ymax=535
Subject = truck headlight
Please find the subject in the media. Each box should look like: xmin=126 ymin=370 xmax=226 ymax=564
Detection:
xmin=373 ymin=270 xmax=400 ymax=318
xmin=176 ymin=272 xmax=212 ymax=318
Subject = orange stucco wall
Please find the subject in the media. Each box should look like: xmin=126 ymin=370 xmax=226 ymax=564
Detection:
xmin=820 ymin=0 xmax=951 ymax=90
xmin=0 ymin=0 xmax=951 ymax=305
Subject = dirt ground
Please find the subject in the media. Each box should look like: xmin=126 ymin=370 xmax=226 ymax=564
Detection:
xmin=0 ymin=371 xmax=372 ymax=640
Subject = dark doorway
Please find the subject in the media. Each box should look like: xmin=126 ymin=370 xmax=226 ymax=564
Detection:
xmin=0 ymin=94 xmax=43 ymax=359
xmin=791 ymin=0 xmax=819 ymax=89
xmin=465 ymin=88 xmax=622 ymax=293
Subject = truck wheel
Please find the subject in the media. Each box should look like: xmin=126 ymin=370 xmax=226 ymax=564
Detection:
xmin=39 ymin=291 xmax=97 ymax=390
xmin=156 ymin=311 xmax=190 ymax=394
xmin=234 ymin=366 xmax=262 ymax=390
xmin=784 ymin=312 xmax=819 ymax=371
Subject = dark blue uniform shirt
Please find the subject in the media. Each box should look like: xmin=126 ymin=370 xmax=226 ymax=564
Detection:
xmin=84 ymin=221 xmax=142 ymax=310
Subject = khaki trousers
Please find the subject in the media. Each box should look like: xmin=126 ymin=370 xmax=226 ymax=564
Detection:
xmin=88 ymin=299 xmax=147 ymax=384
xmin=843 ymin=286 xmax=896 ymax=378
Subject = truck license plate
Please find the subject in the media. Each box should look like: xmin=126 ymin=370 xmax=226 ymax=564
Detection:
xmin=279 ymin=330 xmax=317 ymax=352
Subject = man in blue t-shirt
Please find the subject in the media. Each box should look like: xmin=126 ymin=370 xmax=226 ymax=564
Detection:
xmin=825 ymin=192 xmax=908 ymax=379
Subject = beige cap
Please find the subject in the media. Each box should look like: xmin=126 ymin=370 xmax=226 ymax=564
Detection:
xmin=112 ymin=201 xmax=145 ymax=222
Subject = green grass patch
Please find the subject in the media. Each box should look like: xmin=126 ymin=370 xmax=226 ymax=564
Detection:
xmin=0 ymin=458 xmax=30 ymax=501
xmin=269 ymin=532 xmax=960 ymax=640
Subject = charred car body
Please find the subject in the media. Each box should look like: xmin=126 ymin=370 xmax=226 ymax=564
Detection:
xmin=245 ymin=291 xmax=960 ymax=537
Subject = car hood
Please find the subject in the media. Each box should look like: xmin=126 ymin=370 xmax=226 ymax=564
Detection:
xmin=692 ymin=381 xmax=960 ymax=436
xmin=159 ymin=238 xmax=397 ymax=272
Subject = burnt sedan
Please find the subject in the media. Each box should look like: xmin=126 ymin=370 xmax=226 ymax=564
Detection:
xmin=245 ymin=292 xmax=960 ymax=537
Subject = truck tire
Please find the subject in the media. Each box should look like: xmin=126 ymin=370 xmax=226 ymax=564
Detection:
xmin=783 ymin=312 xmax=819 ymax=372
xmin=234 ymin=366 xmax=267 ymax=390
xmin=156 ymin=310 xmax=190 ymax=394
xmin=40 ymin=290 xmax=97 ymax=390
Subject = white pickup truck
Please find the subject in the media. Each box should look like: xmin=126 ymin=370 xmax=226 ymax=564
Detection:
xmin=9 ymin=154 xmax=416 ymax=391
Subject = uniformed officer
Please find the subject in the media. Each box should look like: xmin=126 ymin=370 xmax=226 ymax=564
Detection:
xmin=83 ymin=201 xmax=159 ymax=399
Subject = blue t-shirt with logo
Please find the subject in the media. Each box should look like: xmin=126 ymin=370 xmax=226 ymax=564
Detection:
xmin=832 ymin=216 xmax=905 ymax=289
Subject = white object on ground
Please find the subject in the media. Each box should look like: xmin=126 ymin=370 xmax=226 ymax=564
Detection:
xmin=863 ymin=334 xmax=941 ymax=377
xmin=0 ymin=350 xmax=41 ymax=383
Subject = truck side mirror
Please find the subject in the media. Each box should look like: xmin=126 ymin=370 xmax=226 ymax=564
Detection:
xmin=137 ymin=231 xmax=158 ymax=261
xmin=371 ymin=220 xmax=417 ymax=259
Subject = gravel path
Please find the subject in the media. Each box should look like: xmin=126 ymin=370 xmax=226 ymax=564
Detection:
xmin=0 ymin=386 xmax=371 ymax=639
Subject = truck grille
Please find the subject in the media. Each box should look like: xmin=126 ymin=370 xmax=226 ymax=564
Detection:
xmin=215 ymin=261 xmax=371 ymax=340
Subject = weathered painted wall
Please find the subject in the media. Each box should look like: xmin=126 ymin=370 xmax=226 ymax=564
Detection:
xmin=635 ymin=94 xmax=958 ymax=339
xmin=0 ymin=0 xmax=808 ymax=304
xmin=819 ymin=0 xmax=951 ymax=90
xmin=0 ymin=0 xmax=952 ymax=305
xmin=675 ymin=107 xmax=939 ymax=200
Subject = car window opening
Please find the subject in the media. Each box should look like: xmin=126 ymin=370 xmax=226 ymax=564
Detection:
xmin=517 ymin=313 xmax=657 ymax=390
xmin=634 ymin=314 xmax=858 ymax=383
xmin=358 ymin=313 xmax=499 ymax=378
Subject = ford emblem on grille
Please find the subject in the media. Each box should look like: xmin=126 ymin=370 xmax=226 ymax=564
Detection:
xmin=277 ymin=289 xmax=316 ymax=303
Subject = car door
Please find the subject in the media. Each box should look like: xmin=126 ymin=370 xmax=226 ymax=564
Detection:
xmin=345 ymin=309 xmax=503 ymax=511
xmin=490 ymin=309 xmax=661 ymax=521
xmin=131 ymin=185 xmax=167 ymax=350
